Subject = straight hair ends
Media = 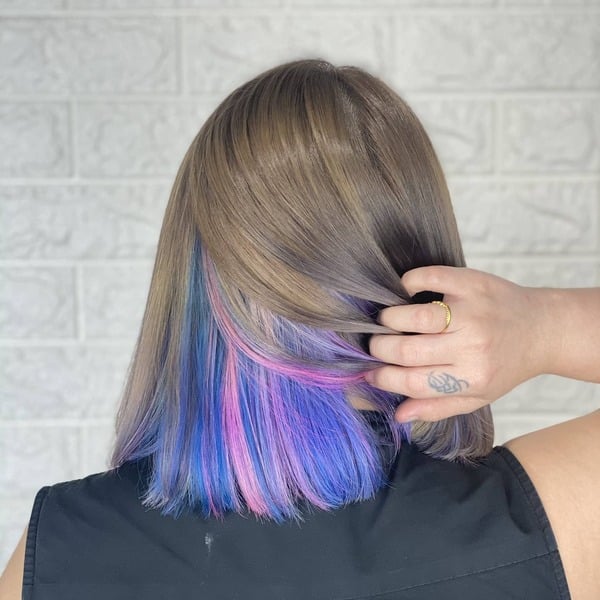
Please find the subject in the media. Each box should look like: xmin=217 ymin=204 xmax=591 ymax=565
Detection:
xmin=110 ymin=59 xmax=494 ymax=523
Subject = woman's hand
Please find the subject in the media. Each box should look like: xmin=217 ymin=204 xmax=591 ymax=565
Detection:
xmin=365 ymin=266 xmax=553 ymax=423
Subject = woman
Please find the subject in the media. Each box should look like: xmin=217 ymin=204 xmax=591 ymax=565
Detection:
xmin=1 ymin=58 xmax=598 ymax=599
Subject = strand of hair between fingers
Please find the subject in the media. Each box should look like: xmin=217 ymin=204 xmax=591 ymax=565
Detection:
xmin=427 ymin=371 xmax=470 ymax=394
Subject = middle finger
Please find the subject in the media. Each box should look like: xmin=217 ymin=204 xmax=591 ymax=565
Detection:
xmin=368 ymin=332 xmax=456 ymax=367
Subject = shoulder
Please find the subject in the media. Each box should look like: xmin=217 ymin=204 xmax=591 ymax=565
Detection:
xmin=0 ymin=460 xmax=150 ymax=599
xmin=0 ymin=468 xmax=122 ymax=600
xmin=389 ymin=442 xmax=563 ymax=563
xmin=23 ymin=460 xmax=147 ymax=533
xmin=42 ymin=459 xmax=148 ymax=503
xmin=503 ymin=409 xmax=600 ymax=600
xmin=29 ymin=459 xmax=151 ymax=541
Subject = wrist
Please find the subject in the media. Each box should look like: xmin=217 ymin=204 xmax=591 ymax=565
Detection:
xmin=525 ymin=286 xmax=566 ymax=378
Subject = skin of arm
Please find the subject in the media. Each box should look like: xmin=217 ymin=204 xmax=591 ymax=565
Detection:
xmin=539 ymin=287 xmax=600 ymax=384
xmin=502 ymin=409 xmax=600 ymax=600
xmin=0 ymin=526 xmax=27 ymax=600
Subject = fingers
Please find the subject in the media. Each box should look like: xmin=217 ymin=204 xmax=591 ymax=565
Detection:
xmin=369 ymin=332 xmax=455 ymax=367
xmin=364 ymin=365 xmax=471 ymax=400
xmin=400 ymin=265 xmax=473 ymax=298
xmin=394 ymin=396 xmax=482 ymax=423
xmin=377 ymin=301 xmax=456 ymax=334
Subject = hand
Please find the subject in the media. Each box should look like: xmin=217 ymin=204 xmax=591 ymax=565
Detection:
xmin=365 ymin=266 xmax=551 ymax=423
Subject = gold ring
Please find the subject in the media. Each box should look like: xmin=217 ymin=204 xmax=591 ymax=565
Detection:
xmin=431 ymin=300 xmax=451 ymax=333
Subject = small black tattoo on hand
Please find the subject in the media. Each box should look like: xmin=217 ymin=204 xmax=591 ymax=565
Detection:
xmin=428 ymin=371 xmax=469 ymax=394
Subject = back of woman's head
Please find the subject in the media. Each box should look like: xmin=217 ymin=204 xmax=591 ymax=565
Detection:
xmin=110 ymin=58 xmax=494 ymax=523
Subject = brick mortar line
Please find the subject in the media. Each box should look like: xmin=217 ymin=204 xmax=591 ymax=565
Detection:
xmin=0 ymin=7 xmax=598 ymax=16
xmin=70 ymin=97 xmax=78 ymax=178
xmin=176 ymin=14 xmax=186 ymax=96
xmin=596 ymin=183 xmax=600 ymax=262
xmin=0 ymin=339 xmax=136 ymax=346
xmin=493 ymin=97 xmax=501 ymax=175
xmin=75 ymin=264 xmax=85 ymax=342
xmin=0 ymin=419 xmax=113 ymax=427
xmin=0 ymin=260 xmax=156 ymax=266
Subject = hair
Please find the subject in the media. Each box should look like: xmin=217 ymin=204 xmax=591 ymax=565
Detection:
xmin=109 ymin=58 xmax=494 ymax=524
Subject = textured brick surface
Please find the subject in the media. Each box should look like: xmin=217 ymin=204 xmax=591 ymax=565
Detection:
xmin=0 ymin=1 xmax=65 ymax=7
xmin=492 ymin=412 xmax=574 ymax=446
xmin=77 ymin=102 xmax=209 ymax=176
xmin=502 ymin=97 xmax=600 ymax=173
xmin=493 ymin=375 xmax=600 ymax=414
xmin=184 ymin=15 xmax=387 ymax=94
xmin=390 ymin=13 xmax=600 ymax=91
xmin=503 ymin=0 xmax=600 ymax=5
xmin=0 ymin=2 xmax=599 ymax=573
xmin=0 ymin=426 xmax=82 ymax=500
xmin=69 ymin=0 xmax=283 ymax=7
xmin=0 ymin=184 xmax=167 ymax=259
xmin=410 ymin=98 xmax=495 ymax=174
xmin=0 ymin=103 xmax=70 ymax=177
xmin=466 ymin=258 xmax=599 ymax=287
xmin=0 ymin=345 xmax=132 ymax=419
xmin=450 ymin=180 xmax=599 ymax=254
xmin=0 ymin=267 xmax=76 ymax=338
xmin=82 ymin=422 xmax=116 ymax=473
xmin=82 ymin=263 xmax=153 ymax=338
xmin=0 ymin=17 xmax=177 ymax=93
xmin=292 ymin=0 xmax=496 ymax=5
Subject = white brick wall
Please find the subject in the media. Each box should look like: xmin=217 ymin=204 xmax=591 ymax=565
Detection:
xmin=1 ymin=0 xmax=599 ymax=570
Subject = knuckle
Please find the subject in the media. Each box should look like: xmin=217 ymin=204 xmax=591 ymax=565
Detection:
xmin=470 ymin=371 xmax=487 ymax=391
xmin=474 ymin=273 xmax=495 ymax=298
xmin=470 ymin=332 xmax=491 ymax=354
xmin=468 ymin=370 xmax=486 ymax=391
xmin=404 ymin=370 xmax=425 ymax=397
xmin=395 ymin=341 xmax=419 ymax=366
xmin=425 ymin=267 xmax=445 ymax=291
xmin=414 ymin=305 xmax=435 ymax=331
xmin=478 ymin=360 xmax=498 ymax=388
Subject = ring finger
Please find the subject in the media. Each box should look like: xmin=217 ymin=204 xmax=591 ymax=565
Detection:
xmin=368 ymin=332 xmax=456 ymax=368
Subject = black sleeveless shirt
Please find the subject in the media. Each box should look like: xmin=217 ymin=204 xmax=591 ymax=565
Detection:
xmin=22 ymin=411 xmax=571 ymax=599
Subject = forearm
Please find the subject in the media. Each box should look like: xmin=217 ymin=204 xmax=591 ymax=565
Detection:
xmin=534 ymin=287 xmax=600 ymax=384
